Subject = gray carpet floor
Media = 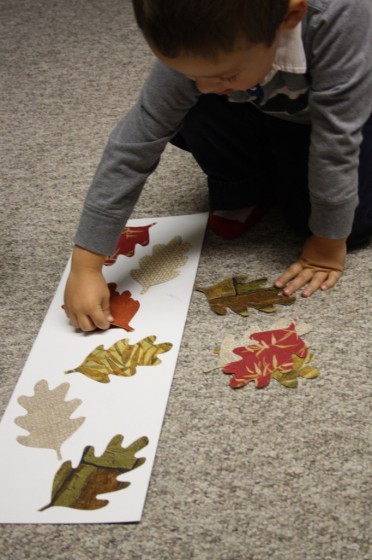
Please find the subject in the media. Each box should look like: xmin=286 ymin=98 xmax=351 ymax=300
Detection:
xmin=1 ymin=1 xmax=371 ymax=559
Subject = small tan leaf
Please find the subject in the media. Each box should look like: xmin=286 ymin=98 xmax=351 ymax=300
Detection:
xmin=130 ymin=235 xmax=191 ymax=293
xmin=15 ymin=380 xmax=85 ymax=460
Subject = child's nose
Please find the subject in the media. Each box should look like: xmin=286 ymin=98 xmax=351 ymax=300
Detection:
xmin=195 ymin=78 xmax=220 ymax=93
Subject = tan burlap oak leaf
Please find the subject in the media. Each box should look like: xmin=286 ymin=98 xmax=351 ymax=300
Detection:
xmin=15 ymin=380 xmax=85 ymax=460
xmin=130 ymin=235 xmax=191 ymax=293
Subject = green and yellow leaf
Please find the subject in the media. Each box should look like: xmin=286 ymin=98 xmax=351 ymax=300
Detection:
xmin=65 ymin=336 xmax=173 ymax=383
xmin=272 ymin=353 xmax=320 ymax=388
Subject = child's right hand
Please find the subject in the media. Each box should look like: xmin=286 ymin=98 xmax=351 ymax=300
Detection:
xmin=63 ymin=246 xmax=113 ymax=332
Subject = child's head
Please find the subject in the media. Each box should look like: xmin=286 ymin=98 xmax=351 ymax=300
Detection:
xmin=132 ymin=0 xmax=306 ymax=55
xmin=132 ymin=0 xmax=306 ymax=94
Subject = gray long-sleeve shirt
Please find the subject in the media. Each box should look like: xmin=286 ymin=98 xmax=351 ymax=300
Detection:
xmin=75 ymin=0 xmax=372 ymax=256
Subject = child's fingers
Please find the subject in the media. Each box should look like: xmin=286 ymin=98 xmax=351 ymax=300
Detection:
xmin=320 ymin=270 xmax=342 ymax=291
xmin=301 ymin=269 xmax=342 ymax=297
xmin=275 ymin=261 xmax=343 ymax=297
xmin=65 ymin=310 xmax=79 ymax=330
xmin=76 ymin=313 xmax=98 ymax=332
xmin=281 ymin=268 xmax=317 ymax=296
xmin=101 ymin=301 xmax=114 ymax=323
xmin=274 ymin=262 xmax=304 ymax=288
xmin=84 ymin=306 xmax=112 ymax=331
xmin=300 ymin=271 xmax=330 ymax=297
xmin=65 ymin=303 xmax=112 ymax=332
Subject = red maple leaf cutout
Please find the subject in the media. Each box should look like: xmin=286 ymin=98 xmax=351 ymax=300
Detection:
xmin=104 ymin=223 xmax=156 ymax=266
xmin=223 ymin=321 xmax=309 ymax=389
xmin=108 ymin=283 xmax=140 ymax=332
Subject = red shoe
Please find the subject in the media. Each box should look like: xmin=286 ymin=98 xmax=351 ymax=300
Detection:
xmin=208 ymin=203 xmax=271 ymax=240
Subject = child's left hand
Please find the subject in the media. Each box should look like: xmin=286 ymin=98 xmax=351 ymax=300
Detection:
xmin=275 ymin=235 xmax=347 ymax=297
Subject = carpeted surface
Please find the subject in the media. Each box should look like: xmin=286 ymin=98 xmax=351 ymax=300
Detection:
xmin=1 ymin=1 xmax=371 ymax=559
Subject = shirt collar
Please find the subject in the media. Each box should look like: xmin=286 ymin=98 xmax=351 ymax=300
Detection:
xmin=261 ymin=23 xmax=307 ymax=85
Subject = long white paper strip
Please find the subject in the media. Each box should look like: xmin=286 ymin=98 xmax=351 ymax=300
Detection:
xmin=0 ymin=213 xmax=208 ymax=523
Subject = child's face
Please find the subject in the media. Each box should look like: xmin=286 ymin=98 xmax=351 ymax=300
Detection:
xmin=152 ymin=36 xmax=280 ymax=94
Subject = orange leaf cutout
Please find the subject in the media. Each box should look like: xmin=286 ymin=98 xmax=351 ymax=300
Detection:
xmin=223 ymin=321 xmax=309 ymax=389
xmin=108 ymin=283 xmax=140 ymax=332
xmin=104 ymin=223 xmax=156 ymax=266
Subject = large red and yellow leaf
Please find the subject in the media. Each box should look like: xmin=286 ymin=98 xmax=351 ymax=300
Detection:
xmin=223 ymin=322 xmax=309 ymax=389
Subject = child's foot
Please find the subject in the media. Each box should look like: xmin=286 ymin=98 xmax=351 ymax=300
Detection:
xmin=208 ymin=204 xmax=270 ymax=240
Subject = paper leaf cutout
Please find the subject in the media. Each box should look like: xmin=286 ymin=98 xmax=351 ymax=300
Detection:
xmin=196 ymin=276 xmax=295 ymax=316
xmin=130 ymin=235 xmax=192 ymax=293
xmin=15 ymin=381 xmax=85 ymax=460
xmin=217 ymin=328 xmax=265 ymax=368
xmin=104 ymin=223 xmax=156 ymax=266
xmin=62 ymin=284 xmax=140 ymax=332
xmin=40 ymin=434 xmax=149 ymax=511
xmin=108 ymin=283 xmax=140 ymax=332
xmin=223 ymin=321 xmax=311 ymax=389
xmin=65 ymin=335 xmax=173 ymax=383
xmin=217 ymin=319 xmax=313 ymax=367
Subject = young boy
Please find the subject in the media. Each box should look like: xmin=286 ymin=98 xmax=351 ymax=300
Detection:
xmin=64 ymin=0 xmax=372 ymax=332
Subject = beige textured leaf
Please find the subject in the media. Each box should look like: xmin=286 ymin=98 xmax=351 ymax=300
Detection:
xmin=130 ymin=235 xmax=191 ymax=293
xmin=15 ymin=380 xmax=85 ymax=460
xmin=217 ymin=326 xmax=262 ymax=367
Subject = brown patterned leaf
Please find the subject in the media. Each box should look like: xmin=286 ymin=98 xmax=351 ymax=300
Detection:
xmin=39 ymin=434 xmax=149 ymax=511
xmin=196 ymin=276 xmax=295 ymax=316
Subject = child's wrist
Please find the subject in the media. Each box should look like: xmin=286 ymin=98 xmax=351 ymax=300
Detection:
xmin=71 ymin=245 xmax=106 ymax=272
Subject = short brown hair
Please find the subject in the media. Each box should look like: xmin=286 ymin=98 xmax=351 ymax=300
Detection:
xmin=132 ymin=0 xmax=290 ymax=56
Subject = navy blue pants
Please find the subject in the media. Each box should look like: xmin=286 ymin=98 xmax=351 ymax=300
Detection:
xmin=171 ymin=95 xmax=372 ymax=244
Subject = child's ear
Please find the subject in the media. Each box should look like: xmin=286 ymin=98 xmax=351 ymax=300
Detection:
xmin=281 ymin=0 xmax=307 ymax=30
